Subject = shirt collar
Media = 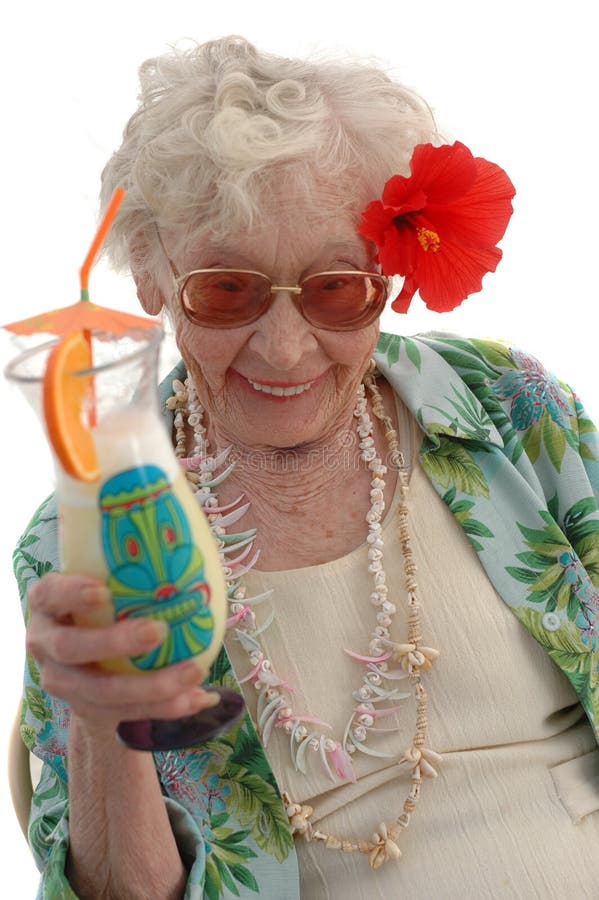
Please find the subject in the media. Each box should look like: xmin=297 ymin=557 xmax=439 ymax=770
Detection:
xmin=373 ymin=333 xmax=504 ymax=449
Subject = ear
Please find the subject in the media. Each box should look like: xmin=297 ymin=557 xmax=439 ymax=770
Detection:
xmin=128 ymin=232 xmax=167 ymax=316
xmin=131 ymin=268 xmax=166 ymax=316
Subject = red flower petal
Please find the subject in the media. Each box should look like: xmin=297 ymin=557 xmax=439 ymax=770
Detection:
xmin=403 ymin=141 xmax=478 ymax=205
xmin=377 ymin=219 xmax=417 ymax=282
xmin=426 ymin=159 xmax=515 ymax=247
xmin=358 ymin=140 xmax=516 ymax=313
xmin=391 ymin=276 xmax=418 ymax=313
xmin=380 ymin=177 xmax=428 ymax=216
xmin=416 ymin=235 xmax=503 ymax=311
xmin=358 ymin=200 xmax=395 ymax=248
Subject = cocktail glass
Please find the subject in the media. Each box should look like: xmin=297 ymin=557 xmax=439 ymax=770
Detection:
xmin=5 ymin=327 xmax=245 ymax=751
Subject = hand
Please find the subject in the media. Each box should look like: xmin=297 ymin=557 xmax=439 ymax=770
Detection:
xmin=26 ymin=572 xmax=217 ymax=732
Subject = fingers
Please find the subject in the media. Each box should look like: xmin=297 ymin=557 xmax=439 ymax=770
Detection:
xmin=28 ymin=572 xmax=111 ymax=621
xmin=27 ymin=573 xmax=167 ymax=666
xmin=26 ymin=572 xmax=220 ymax=726
xmin=30 ymin=616 xmax=169 ymax=667
xmin=41 ymin=658 xmax=216 ymax=723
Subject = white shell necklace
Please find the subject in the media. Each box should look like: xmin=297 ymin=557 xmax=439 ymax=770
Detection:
xmin=167 ymin=364 xmax=441 ymax=868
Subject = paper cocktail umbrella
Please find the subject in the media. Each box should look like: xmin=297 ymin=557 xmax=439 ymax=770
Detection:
xmin=3 ymin=188 xmax=159 ymax=336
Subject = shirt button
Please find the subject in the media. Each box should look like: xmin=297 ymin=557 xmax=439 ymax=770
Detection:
xmin=542 ymin=612 xmax=561 ymax=631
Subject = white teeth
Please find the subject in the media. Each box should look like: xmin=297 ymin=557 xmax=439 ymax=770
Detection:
xmin=249 ymin=380 xmax=313 ymax=396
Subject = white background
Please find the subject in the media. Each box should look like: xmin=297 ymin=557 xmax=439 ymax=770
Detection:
xmin=0 ymin=1 xmax=596 ymax=893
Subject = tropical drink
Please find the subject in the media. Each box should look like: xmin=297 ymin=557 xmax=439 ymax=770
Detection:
xmin=58 ymin=405 xmax=227 ymax=677
xmin=5 ymin=328 xmax=244 ymax=750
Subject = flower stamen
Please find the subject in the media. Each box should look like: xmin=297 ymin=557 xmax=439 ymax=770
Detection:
xmin=416 ymin=227 xmax=441 ymax=253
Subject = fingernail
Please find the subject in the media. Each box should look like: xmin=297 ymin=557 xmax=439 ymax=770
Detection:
xmin=81 ymin=585 xmax=112 ymax=607
xmin=135 ymin=619 xmax=169 ymax=645
xmin=191 ymin=689 xmax=221 ymax=709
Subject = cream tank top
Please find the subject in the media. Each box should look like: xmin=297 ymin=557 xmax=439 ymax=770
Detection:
xmin=225 ymin=396 xmax=599 ymax=899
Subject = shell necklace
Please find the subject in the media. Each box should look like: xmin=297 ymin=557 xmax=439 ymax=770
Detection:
xmin=167 ymin=364 xmax=441 ymax=868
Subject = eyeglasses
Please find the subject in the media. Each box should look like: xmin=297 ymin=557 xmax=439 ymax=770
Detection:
xmin=170 ymin=265 xmax=390 ymax=331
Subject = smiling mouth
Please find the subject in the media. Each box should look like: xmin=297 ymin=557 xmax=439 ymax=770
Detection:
xmin=247 ymin=379 xmax=315 ymax=396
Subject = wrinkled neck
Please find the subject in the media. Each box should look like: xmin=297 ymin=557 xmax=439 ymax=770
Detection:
xmin=207 ymin=409 xmax=363 ymax=512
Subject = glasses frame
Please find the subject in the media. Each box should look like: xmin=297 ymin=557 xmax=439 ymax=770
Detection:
xmin=156 ymin=228 xmax=390 ymax=331
xmin=175 ymin=267 xmax=390 ymax=331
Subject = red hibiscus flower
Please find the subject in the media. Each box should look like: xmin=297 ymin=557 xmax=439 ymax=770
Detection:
xmin=358 ymin=141 xmax=516 ymax=312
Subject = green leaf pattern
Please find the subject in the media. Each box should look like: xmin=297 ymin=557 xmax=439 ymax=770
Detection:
xmin=402 ymin=335 xmax=599 ymax=741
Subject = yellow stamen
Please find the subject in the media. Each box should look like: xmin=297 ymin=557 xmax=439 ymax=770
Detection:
xmin=416 ymin=227 xmax=441 ymax=253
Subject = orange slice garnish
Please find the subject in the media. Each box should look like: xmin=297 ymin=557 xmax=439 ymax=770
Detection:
xmin=42 ymin=330 xmax=99 ymax=481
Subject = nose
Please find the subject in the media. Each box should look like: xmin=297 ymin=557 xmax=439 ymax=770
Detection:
xmin=246 ymin=290 xmax=318 ymax=370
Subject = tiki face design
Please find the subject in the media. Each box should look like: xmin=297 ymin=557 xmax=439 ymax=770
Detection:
xmin=99 ymin=464 xmax=214 ymax=670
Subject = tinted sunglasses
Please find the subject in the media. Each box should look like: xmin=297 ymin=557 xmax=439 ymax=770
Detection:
xmin=167 ymin=263 xmax=390 ymax=331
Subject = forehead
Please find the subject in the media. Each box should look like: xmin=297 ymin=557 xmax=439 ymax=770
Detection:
xmin=196 ymin=213 xmax=372 ymax=275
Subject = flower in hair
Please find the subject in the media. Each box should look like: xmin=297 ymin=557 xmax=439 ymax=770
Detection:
xmin=358 ymin=141 xmax=516 ymax=312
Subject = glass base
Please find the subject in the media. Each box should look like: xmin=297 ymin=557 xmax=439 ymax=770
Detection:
xmin=116 ymin=687 xmax=245 ymax=751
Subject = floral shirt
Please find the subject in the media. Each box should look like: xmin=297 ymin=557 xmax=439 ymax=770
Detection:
xmin=14 ymin=332 xmax=599 ymax=898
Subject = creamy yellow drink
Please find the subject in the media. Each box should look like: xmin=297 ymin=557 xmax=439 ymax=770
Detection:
xmin=60 ymin=407 xmax=226 ymax=675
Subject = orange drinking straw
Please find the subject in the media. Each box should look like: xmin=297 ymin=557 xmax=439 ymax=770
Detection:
xmin=78 ymin=187 xmax=125 ymax=425
xmin=79 ymin=187 xmax=126 ymax=300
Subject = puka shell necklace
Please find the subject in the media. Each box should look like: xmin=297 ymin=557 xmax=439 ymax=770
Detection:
xmin=167 ymin=364 xmax=441 ymax=868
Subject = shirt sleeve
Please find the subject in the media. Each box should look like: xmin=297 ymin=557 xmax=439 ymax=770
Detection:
xmin=13 ymin=497 xmax=210 ymax=899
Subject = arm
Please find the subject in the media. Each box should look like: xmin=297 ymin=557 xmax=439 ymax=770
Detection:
xmin=15 ymin=498 xmax=297 ymax=899
xmin=25 ymin=571 xmax=215 ymax=900
xmin=66 ymin=718 xmax=186 ymax=900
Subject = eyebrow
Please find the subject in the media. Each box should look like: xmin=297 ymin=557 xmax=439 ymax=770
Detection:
xmin=201 ymin=241 xmax=370 ymax=271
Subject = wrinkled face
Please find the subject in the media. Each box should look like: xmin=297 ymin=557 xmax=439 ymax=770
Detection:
xmin=164 ymin=213 xmax=381 ymax=450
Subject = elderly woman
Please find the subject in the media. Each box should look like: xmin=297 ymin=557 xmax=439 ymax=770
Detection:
xmin=17 ymin=35 xmax=599 ymax=900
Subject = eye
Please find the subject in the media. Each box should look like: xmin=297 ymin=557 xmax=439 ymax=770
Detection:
xmin=320 ymin=277 xmax=350 ymax=291
xmin=204 ymin=273 xmax=247 ymax=293
xmin=218 ymin=279 xmax=243 ymax=292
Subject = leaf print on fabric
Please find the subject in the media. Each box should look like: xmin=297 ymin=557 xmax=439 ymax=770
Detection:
xmin=157 ymin=749 xmax=214 ymax=811
xmin=28 ymin=764 xmax=71 ymax=876
xmin=205 ymin=715 xmax=293 ymax=865
xmin=507 ymin=512 xmax=574 ymax=610
xmin=152 ymin=645 xmax=294 ymax=895
xmin=514 ymin=607 xmax=596 ymax=702
xmin=420 ymin=436 xmax=490 ymax=497
xmin=493 ymin=350 xmax=578 ymax=473
xmin=227 ymin=771 xmax=295 ymax=865
xmin=560 ymin=497 xmax=599 ymax=584
xmin=156 ymin=740 xmax=263 ymax=899
xmin=494 ymin=350 xmax=571 ymax=430
xmin=574 ymin=395 xmax=599 ymax=463
xmin=424 ymin=336 xmax=503 ymax=380
xmin=506 ymin=509 xmax=599 ymax=660
xmin=210 ymin=645 xmax=234 ymax=685
xmin=375 ymin=332 xmax=422 ymax=370
xmin=470 ymin=338 xmax=518 ymax=371
xmin=13 ymin=545 xmax=53 ymax=610
xmin=442 ymin=486 xmax=494 ymax=552
xmin=423 ymin=383 xmax=493 ymax=441
xmin=438 ymin=360 xmax=524 ymax=464
xmin=557 ymin=550 xmax=599 ymax=652
xmin=516 ymin=606 xmax=586 ymax=653
xmin=24 ymin=686 xmax=52 ymax=724
xmin=204 ymin=820 xmax=259 ymax=899
xmin=226 ymin=728 xmax=276 ymax=785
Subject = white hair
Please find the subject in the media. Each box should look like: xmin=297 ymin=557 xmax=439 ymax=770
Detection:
xmin=100 ymin=35 xmax=439 ymax=279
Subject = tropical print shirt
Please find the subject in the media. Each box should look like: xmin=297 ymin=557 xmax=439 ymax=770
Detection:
xmin=14 ymin=332 xmax=599 ymax=899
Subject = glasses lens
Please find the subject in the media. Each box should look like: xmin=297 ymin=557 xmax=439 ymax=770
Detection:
xmin=301 ymin=273 xmax=387 ymax=330
xmin=181 ymin=271 xmax=270 ymax=327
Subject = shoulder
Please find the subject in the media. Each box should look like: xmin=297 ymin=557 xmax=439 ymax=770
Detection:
xmin=14 ymin=494 xmax=59 ymax=602
xmin=380 ymin=329 xmax=580 ymax=428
